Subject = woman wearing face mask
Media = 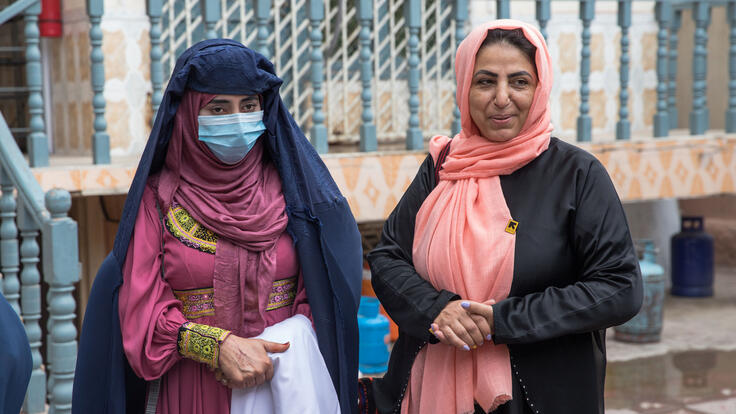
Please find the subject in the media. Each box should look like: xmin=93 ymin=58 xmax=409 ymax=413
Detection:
xmin=364 ymin=20 xmax=642 ymax=414
xmin=72 ymin=40 xmax=362 ymax=414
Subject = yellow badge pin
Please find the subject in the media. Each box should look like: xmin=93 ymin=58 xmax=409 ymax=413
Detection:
xmin=505 ymin=219 xmax=519 ymax=234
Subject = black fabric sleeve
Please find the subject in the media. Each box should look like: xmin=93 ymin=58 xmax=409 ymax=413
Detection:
xmin=493 ymin=159 xmax=643 ymax=344
xmin=367 ymin=155 xmax=460 ymax=343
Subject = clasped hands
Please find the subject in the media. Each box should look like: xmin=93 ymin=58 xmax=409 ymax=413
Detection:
xmin=430 ymin=299 xmax=496 ymax=350
xmin=213 ymin=335 xmax=289 ymax=389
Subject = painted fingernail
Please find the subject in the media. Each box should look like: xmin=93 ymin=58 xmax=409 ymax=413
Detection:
xmin=463 ymin=345 xmax=470 ymax=351
xmin=428 ymin=327 xmax=434 ymax=334
xmin=471 ymin=345 xmax=477 ymax=349
xmin=461 ymin=301 xmax=470 ymax=309
xmin=486 ymin=334 xmax=493 ymax=341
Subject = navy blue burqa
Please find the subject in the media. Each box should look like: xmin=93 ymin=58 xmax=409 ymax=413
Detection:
xmin=72 ymin=39 xmax=362 ymax=414
xmin=0 ymin=292 xmax=32 ymax=414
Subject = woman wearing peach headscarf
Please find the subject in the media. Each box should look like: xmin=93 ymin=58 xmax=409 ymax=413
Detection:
xmin=365 ymin=20 xmax=642 ymax=414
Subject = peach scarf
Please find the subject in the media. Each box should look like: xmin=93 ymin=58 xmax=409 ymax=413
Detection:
xmin=406 ymin=20 xmax=553 ymax=414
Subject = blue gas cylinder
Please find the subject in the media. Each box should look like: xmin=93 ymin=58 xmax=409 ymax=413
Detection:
xmin=671 ymin=216 xmax=714 ymax=297
xmin=358 ymin=296 xmax=390 ymax=374
xmin=614 ymin=240 xmax=666 ymax=343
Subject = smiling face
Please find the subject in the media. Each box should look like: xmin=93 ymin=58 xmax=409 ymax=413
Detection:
xmin=468 ymin=43 xmax=538 ymax=142
xmin=198 ymin=94 xmax=261 ymax=115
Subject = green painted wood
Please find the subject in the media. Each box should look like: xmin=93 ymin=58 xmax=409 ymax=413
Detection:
xmin=148 ymin=0 xmax=164 ymax=123
xmin=0 ymin=115 xmax=47 ymax=227
xmin=617 ymin=0 xmax=632 ymax=140
xmin=201 ymin=0 xmax=221 ymax=39
xmin=452 ymin=0 xmax=468 ymax=137
xmin=654 ymin=0 xmax=671 ymax=137
xmin=358 ymin=0 xmax=376 ymax=152
xmin=43 ymin=190 xmax=78 ymax=414
xmin=24 ymin=1 xmax=49 ymax=167
xmin=577 ymin=0 xmax=595 ymax=142
xmin=87 ymin=0 xmax=110 ymax=163
xmin=308 ymin=0 xmax=327 ymax=154
xmin=0 ymin=0 xmax=37 ymax=26
xmin=405 ymin=0 xmax=422 ymax=150
xmin=497 ymin=0 xmax=510 ymax=19
xmin=690 ymin=1 xmax=710 ymax=135
xmin=727 ymin=1 xmax=736 ymax=132
xmin=0 ymin=169 xmax=20 ymax=315
xmin=255 ymin=0 xmax=271 ymax=59
xmin=18 ymin=199 xmax=45 ymax=413
xmin=536 ymin=0 xmax=551 ymax=41
xmin=669 ymin=9 xmax=682 ymax=131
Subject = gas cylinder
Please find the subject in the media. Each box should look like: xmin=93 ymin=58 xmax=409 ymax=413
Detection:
xmin=671 ymin=216 xmax=714 ymax=297
xmin=614 ymin=240 xmax=666 ymax=343
xmin=358 ymin=296 xmax=390 ymax=374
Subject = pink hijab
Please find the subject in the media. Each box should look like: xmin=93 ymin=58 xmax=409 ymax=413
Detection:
xmin=407 ymin=20 xmax=553 ymax=414
xmin=157 ymin=90 xmax=288 ymax=336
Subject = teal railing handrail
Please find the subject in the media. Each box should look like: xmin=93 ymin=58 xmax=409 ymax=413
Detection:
xmin=0 ymin=0 xmax=35 ymax=25
xmin=0 ymin=112 xmax=80 ymax=414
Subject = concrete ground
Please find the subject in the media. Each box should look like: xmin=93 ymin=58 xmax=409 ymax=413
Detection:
xmin=605 ymin=266 xmax=736 ymax=414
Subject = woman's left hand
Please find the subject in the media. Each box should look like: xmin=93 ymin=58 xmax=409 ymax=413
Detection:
xmin=431 ymin=300 xmax=496 ymax=348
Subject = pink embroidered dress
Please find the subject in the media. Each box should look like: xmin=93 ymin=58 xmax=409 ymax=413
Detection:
xmin=118 ymin=90 xmax=311 ymax=414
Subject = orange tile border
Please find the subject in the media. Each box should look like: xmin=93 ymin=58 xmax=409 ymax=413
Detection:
xmin=31 ymin=136 xmax=736 ymax=221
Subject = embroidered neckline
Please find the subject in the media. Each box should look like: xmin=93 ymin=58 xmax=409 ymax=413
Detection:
xmin=165 ymin=203 xmax=218 ymax=254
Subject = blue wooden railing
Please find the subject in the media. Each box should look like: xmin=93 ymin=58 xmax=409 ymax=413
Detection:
xmin=0 ymin=111 xmax=79 ymax=414
xmin=0 ymin=3 xmax=81 ymax=414
xmin=144 ymin=0 xmax=735 ymax=151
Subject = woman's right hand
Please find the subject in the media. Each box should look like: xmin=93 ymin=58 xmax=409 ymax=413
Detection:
xmin=217 ymin=335 xmax=290 ymax=388
xmin=431 ymin=299 xmax=495 ymax=350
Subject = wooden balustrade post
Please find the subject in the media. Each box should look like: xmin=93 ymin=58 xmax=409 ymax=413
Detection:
xmin=669 ymin=9 xmax=682 ymax=131
xmin=358 ymin=0 xmax=377 ymax=152
xmin=536 ymin=0 xmax=551 ymax=41
xmin=308 ymin=0 xmax=327 ymax=153
xmin=452 ymin=0 xmax=468 ymax=137
xmin=577 ymin=0 xmax=595 ymax=142
xmin=405 ymin=0 xmax=423 ymax=150
xmin=255 ymin=0 xmax=272 ymax=59
xmin=496 ymin=0 xmax=510 ymax=19
xmin=18 ymin=200 xmax=44 ymax=413
xmin=616 ymin=0 xmax=632 ymax=140
xmin=148 ymin=0 xmax=164 ymax=123
xmin=689 ymin=1 xmax=710 ymax=135
xmin=24 ymin=1 xmax=49 ymax=167
xmin=727 ymin=1 xmax=736 ymax=132
xmin=87 ymin=0 xmax=110 ymax=163
xmin=654 ymin=0 xmax=671 ymax=137
xmin=201 ymin=0 xmax=221 ymax=39
xmin=0 ymin=169 xmax=20 ymax=314
xmin=44 ymin=190 xmax=79 ymax=414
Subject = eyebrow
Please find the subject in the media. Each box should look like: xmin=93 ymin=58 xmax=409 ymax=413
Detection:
xmin=207 ymin=99 xmax=231 ymax=105
xmin=473 ymin=70 xmax=534 ymax=78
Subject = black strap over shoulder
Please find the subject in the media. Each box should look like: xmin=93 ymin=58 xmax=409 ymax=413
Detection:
xmin=433 ymin=140 xmax=452 ymax=186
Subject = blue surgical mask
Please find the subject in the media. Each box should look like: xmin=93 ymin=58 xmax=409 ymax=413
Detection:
xmin=197 ymin=111 xmax=267 ymax=164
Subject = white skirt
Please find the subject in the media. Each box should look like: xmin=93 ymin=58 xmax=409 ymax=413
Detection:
xmin=230 ymin=314 xmax=341 ymax=414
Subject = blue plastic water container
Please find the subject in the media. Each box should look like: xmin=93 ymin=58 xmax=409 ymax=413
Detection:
xmin=671 ymin=216 xmax=714 ymax=297
xmin=357 ymin=296 xmax=389 ymax=374
xmin=614 ymin=240 xmax=666 ymax=343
